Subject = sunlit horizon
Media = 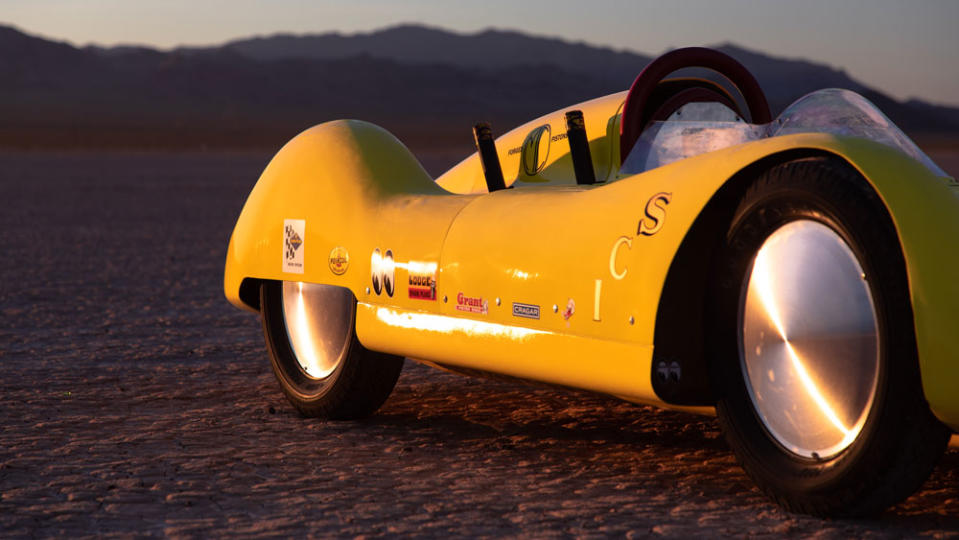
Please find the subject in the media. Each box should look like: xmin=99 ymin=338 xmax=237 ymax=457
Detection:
xmin=2 ymin=0 xmax=958 ymax=107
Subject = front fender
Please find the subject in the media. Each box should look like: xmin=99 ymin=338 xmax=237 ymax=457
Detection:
xmin=224 ymin=120 xmax=473 ymax=312
xmin=646 ymin=133 xmax=959 ymax=429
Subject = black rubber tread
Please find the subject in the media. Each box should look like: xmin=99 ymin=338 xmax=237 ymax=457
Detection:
xmin=260 ymin=281 xmax=404 ymax=420
xmin=709 ymin=156 xmax=951 ymax=517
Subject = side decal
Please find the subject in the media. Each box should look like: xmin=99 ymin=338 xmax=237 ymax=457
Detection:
xmin=512 ymin=302 xmax=540 ymax=320
xmin=283 ymin=219 xmax=305 ymax=274
xmin=521 ymin=124 xmax=551 ymax=176
xmin=456 ymin=293 xmax=488 ymax=315
xmin=562 ymin=298 xmax=575 ymax=321
xmin=329 ymin=246 xmax=349 ymax=275
xmin=408 ymin=262 xmax=438 ymax=300
xmin=638 ymin=192 xmax=672 ymax=236
xmin=383 ymin=250 xmax=395 ymax=296
xmin=370 ymin=248 xmax=396 ymax=296
xmin=371 ymin=248 xmax=382 ymax=294
xmin=598 ymin=193 xmax=671 ymax=323
xmin=609 ymin=236 xmax=632 ymax=280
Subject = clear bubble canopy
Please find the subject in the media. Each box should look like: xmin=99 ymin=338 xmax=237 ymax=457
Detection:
xmin=621 ymin=88 xmax=946 ymax=178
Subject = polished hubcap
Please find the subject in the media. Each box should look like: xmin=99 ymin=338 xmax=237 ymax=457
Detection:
xmin=281 ymin=281 xmax=354 ymax=380
xmin=740 ymin=220 xmax=879 ymax=459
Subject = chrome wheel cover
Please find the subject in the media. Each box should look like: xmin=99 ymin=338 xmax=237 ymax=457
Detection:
xmin=740 ymin=220 xmax=880 ymax=459
xmin=281 ymin=281 xmax=355 ymax=380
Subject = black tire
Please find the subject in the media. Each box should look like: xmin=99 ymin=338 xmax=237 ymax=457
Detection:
xmin=260 ymin=281 xmax=404 ymax=419
xmin=710 ymin=156 xmax=951 ymax=517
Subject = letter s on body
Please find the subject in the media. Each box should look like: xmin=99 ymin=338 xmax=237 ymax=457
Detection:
xmin=638 ymin=192 xmax=672 ymax=236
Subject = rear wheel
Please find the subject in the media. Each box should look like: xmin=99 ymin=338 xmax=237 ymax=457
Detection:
xmin=711 ymin=157 xmax=950 ymax=517
xmin=260 ymin=280 xmax=403 ymax=419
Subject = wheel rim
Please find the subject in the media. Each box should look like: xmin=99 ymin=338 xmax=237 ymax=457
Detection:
xmin=740 ymin=220 xmax=880 ymax=460
xmin=281 ymin=281 xmax=354 ymax=380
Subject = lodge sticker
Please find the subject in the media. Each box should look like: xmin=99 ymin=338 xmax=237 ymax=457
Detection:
xmin=408 ymin=264 xmax=437 ymax=300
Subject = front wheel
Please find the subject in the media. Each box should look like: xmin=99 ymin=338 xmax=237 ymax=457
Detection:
xmin=260 ymin=280 xmax=403 ymax=419
xmin=710 ymin=157 xmax=950 ymax=517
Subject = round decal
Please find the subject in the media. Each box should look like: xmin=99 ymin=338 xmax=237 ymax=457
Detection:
xmin=383 ymin=250 xmax=395 ymax=297
xmin=328 ymin=246 xmax=350 ymax=275
xmin=521 ymin=124 xmax=551 ymax=176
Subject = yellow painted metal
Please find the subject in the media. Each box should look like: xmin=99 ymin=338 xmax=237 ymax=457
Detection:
xmin=223 ymin=120 xmax=479 ymax=313
xmin=355 ymin=303 xmax=656 ymax=403
xmin=225 ymin=111 xmax=958 ymax=429
xmin=826 ymin=137 xmax=959 ymax=431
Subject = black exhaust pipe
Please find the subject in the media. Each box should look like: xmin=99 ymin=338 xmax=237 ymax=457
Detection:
xmin=565 ymin=110 xmax=596 ymax=185
xmin=473 ymin=122 xmax=507 ymax=192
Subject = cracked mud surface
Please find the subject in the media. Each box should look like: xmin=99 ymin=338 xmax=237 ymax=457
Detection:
xmin=1 ymin=151 xmax=956 ymax=537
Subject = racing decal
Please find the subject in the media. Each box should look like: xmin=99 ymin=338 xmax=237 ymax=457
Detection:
xmin=283 ymin=219 xmax=305 ymax=274
xmin=603 ymin=194 xmax=669 ymax=280
xmin=637 ymin=192 xmax=672 ymax=236
xmin=562 ymin=298 xmax=575 ymax=321
xmin=408 ymin=262 xmax=438 ymax=300
xmin=456 ymin=293 xmax=489 ymax=315
xmin=512 ymin=302 xmax=540 ymax=320
xmin=370 ymin=248 xmax=395 ymax=296
xmin=609 ymin=236 xmax=632 ymax=280
xmin=383 ymin=250 xmax=394 ymax=297
xmin=371 ymin=248 xmax=382 ymax=295
xmin=521 ymin=124 xmax=551 ymax=176
xmin=328 ymin=246 xmax=349 ymax=275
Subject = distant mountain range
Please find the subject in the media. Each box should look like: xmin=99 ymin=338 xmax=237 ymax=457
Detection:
xmin=1 ymin=23 xmax=957 ymax=151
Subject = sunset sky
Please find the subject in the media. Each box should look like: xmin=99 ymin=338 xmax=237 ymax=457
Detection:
xmin=2 ymin=0 xmax=957 ymax=106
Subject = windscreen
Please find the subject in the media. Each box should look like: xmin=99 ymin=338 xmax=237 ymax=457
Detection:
xmin=621 ymin=88 xmax=947 ymax=178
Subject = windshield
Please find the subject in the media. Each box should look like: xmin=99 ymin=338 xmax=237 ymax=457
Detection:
xmin=621 ymin=88 xmax=947 ymax=177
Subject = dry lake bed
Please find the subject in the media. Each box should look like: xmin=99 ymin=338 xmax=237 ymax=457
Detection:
xmin=1 ymin=150 xmax=956 ymax=537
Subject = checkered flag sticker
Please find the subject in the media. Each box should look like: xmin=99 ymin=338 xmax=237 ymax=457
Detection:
xmin=282 ymin=219 xmax=305 ymax=273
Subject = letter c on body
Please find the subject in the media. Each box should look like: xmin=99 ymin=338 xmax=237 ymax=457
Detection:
xmin=609 ymin=236 xmax=632 ymax=280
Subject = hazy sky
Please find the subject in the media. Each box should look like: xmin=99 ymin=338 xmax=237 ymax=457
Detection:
xmin=3 ymin=0 xmax=957 ymax=106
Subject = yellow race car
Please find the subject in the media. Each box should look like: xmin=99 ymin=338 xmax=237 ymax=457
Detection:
xmin=224 ymin=48 xmax=957 ymax=517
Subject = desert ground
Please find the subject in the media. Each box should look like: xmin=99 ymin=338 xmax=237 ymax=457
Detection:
xmin=1 ymin=149 xmax=956 ymax=537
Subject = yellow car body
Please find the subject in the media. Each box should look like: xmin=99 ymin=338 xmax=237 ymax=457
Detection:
xmin=224 ymin=91 xmax=959 ymax=432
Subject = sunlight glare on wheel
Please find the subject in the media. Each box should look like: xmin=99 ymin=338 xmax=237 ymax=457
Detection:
xmin=743 ymin=221 xmax=879 ymax=459
xmin=282 ymin=281 xmax=343 ymax=379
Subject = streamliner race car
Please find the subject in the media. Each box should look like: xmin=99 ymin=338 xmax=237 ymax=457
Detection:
xmin=224 ymin=48 xmax=957 ymax=517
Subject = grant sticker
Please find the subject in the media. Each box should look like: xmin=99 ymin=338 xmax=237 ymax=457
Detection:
xmin=456 ymin=293 xmax=488 ymax=315
xmin=283 ymin=219 xmax=305 ymax=274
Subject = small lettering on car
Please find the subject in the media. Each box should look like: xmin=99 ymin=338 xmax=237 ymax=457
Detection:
xmin=512 ymin=302 xmax=540 ymax=319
